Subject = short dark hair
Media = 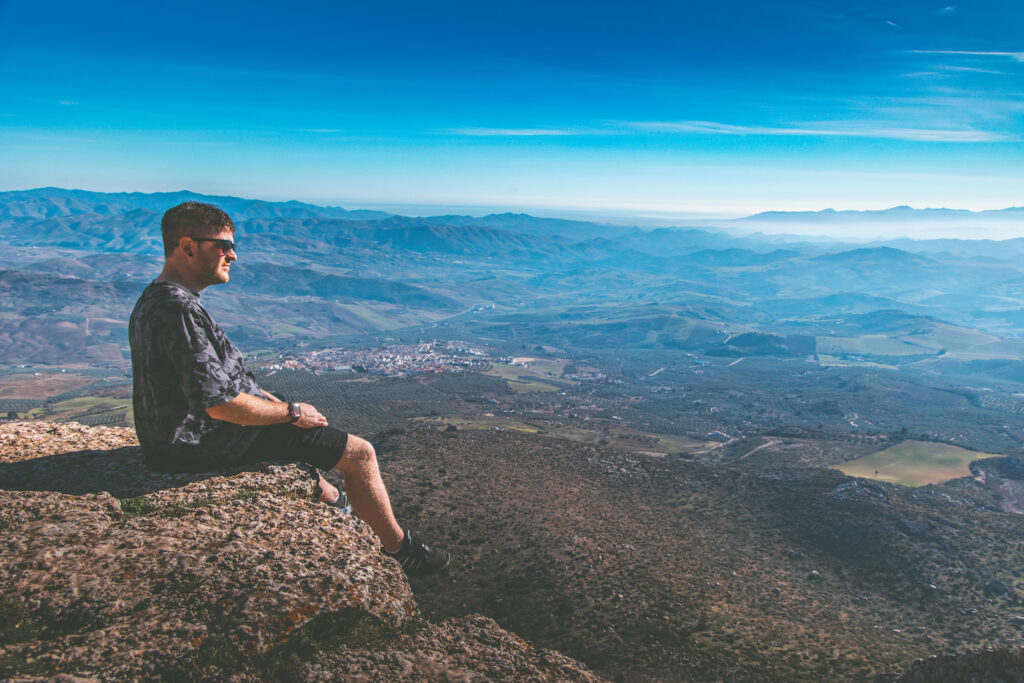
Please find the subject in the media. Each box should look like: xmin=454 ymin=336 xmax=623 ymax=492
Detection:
xmin=161 ymin=202 xmax=235 ymax=256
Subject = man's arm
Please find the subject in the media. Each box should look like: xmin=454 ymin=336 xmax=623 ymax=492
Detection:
xmin=206 ymin=393 xmax=328 ymax=429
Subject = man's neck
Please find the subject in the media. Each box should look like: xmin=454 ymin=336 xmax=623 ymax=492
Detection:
xmin=155 ymin=263 xmax=205 ymax=294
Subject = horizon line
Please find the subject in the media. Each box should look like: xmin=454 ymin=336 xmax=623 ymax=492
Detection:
xmin=5 ymin=186 xmax=1024 ymax=225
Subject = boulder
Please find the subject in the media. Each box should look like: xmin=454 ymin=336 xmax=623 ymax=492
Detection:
xmin=0 ymin=422 xmax=601 ymax=681
xmin=983 ymin=578 xmax=1011 ymax=598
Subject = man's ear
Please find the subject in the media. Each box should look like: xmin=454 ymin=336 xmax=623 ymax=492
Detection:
xmin=179 ymin=236 xmax=194 ymax=257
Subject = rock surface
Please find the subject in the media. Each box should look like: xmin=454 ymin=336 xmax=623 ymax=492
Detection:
xmin=0 ymin=422 xmax=601 ymax=681
xmin=890 ymin=646 xmax=1024 ymax=682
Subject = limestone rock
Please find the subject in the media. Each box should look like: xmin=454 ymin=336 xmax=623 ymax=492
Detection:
xmin=296 ymin=614 xmax=602 ymax=681
xmin=0 ymin=422 xmax=601 ymax=681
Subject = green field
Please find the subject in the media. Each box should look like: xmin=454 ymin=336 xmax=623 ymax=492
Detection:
xmin=485 ymin=363 xmax=571 ymax=393
xmin=27 ymin=396 xmax=123 ymax=417
xmin=514 ymin=357 xmax=567 ymax=376
xmin=834 ymin=440 xmax=999 ymax=487
xmin=25 ymin=396 xmax=132 ymax=427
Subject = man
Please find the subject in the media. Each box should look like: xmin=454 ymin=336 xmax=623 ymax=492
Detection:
xmin=129 ymin=201 xmax=449 ymax=576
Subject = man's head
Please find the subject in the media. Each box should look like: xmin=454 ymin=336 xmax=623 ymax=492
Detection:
xmin=160 ymin=202 xmax=237 ymax=290
xmin=161 ymin=202 xmax=234 ymax=256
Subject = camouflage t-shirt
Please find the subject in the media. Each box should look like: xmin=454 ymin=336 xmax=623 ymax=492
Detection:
xmin=129 ymin=281 xmax=266 ymax=471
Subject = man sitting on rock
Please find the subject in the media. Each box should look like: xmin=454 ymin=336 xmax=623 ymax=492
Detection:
xmin=129 ymin=201 xmax=449 ymax=576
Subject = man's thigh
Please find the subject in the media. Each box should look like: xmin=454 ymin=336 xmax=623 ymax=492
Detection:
xmin=239 ymin=423 xmax=349 ymax=471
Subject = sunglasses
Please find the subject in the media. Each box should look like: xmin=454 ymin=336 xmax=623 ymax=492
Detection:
xmin=190 ymin=237 xmax=236 ymax=254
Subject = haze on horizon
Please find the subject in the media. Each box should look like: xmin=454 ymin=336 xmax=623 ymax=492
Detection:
xmin=1 ymin=0 xmax=1022 ymax=238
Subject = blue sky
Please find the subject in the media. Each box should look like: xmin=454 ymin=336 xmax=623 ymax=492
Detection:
xmin=1 ymin=0 xmax=1022 ymax=222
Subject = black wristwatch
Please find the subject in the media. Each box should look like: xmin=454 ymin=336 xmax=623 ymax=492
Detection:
xmin=288 ymin=402 xmax=302 ymax=424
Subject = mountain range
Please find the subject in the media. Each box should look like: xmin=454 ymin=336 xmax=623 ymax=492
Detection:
xmin=4 ymin=188 xmax=1024 ymax=393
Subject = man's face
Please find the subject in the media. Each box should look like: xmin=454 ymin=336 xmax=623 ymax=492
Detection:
xmin=189 ymin=227 xmax=236 ymax=287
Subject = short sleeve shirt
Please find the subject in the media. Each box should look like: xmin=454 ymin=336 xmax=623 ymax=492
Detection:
xmin=129 ymin=281 xmax=265 ymax=471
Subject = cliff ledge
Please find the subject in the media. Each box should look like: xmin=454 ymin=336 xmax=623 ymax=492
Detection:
xmin=0 ymin=421 xmax=601 ymax=681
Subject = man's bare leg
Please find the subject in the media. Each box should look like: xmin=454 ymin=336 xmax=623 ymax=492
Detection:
xmin=330 ymin=434 xmax=404 ymax=552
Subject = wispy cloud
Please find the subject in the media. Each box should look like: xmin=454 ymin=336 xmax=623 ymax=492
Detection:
xmin=444 ymin=120 xmax=1011 ymax=143
xmin=943 ymin=65 xmax=1005 ymax=74
xmin=445 ymin=127 xmax=576 ymax=137
xmin=903 ymin=65 xmax=1006 ymax=78
xmin=58 ymin=100 xmax=80 ymax=106
xmin=911 ymin=50 xmax=1024 ymax=62
xmin=935 ymin=5 xmax=957 ymax=15
xmin=626 ymin=120 xmax=1009 ymax=142
xmin=873 ymin=94 xmax=1024 ymax=122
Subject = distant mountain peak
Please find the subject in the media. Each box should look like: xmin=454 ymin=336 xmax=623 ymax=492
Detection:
xmin=738 ymin=205 xmax=1024 ymax=223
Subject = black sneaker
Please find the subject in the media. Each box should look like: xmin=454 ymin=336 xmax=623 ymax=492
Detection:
xmin=315 ymin=482 xmax=352 ymax=515
xmin=384 ymin=530 xmax=451 ymax=576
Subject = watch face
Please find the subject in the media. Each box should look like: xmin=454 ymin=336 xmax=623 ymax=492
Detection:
xmin=290 ymin=403 xmax=301 ymax=419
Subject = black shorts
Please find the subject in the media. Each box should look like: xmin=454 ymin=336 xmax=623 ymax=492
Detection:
xmin=238 ymin=423 xmax=349 ymax=472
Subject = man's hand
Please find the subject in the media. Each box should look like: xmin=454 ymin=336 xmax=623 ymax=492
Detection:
xmin=291 ymin=402 xmax=328 ymax=429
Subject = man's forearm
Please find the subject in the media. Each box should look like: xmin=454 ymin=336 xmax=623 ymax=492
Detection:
xmin=206 ymin=392 xmax=291 ymax=426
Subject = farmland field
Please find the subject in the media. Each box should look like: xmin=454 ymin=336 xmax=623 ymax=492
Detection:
xmin=485 ymin=363 xmax=573 ymax=393
xmin=512 ymin=357 xmax=567 ymax=376
xmin=0 ymin=371 xmax=98 ymax=398
xmin=834 ymin=440 xmax=1000 ymax=487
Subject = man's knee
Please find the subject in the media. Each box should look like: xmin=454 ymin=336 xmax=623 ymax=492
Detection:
xmin=335 ymin=435 xmax=376 ymax=471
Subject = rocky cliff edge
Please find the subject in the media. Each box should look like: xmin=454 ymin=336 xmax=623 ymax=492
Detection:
xmin=0 ymin=421 xmax=601 ymax=681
